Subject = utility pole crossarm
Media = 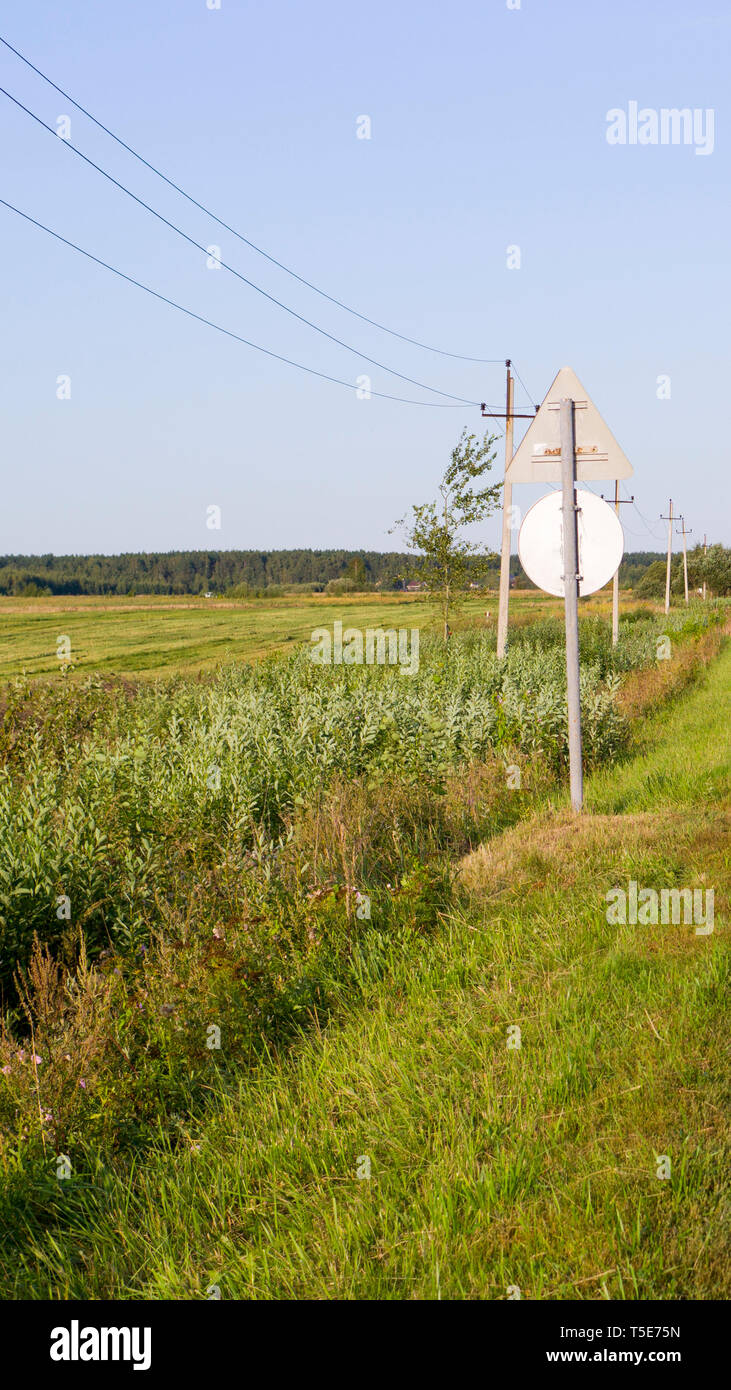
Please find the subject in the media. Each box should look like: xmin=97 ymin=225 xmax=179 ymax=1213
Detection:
xmin=480 ymin=407 xmax=536 ymax=420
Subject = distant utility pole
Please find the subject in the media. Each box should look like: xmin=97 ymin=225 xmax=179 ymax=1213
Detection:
xmin=560 ymin=398 xmax=583 ymax=813
xmin=602 ymin=484 xmax=633 ymax=646
xmin=661 ymin=499 xmax=674 ymax=614
xmin=482 ymin=363 xmax=536 ymax=659
xmin=676 ymin=516 xmax=692 ymax=604
xmin=702 ymin=534 xmax=707 ymax=601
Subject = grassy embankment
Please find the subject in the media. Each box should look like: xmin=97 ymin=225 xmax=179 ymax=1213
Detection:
xmin=0 ymin=612 xmax=727 ymax=1299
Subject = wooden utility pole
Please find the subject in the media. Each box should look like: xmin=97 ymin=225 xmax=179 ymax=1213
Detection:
xmin=560 ymin=398 xmax=583 ymax=812
xmin=483 ymin=364 xmax=535 ymax=660
xmin=612 ymin=481 xmax=621 ymax=645
xmin=496 ymin=363 xmax=515 ymax=659
xmin=661 ymin=500 xmax=674 ymax=613
xmin=677 ymin=516 xmax=691 ymax=604
xmin=603 ymin=484 xmax=634 ymax=646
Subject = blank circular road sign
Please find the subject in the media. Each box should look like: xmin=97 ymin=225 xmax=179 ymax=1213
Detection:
xmin=518 ymin=489 xmax=624 ymax=598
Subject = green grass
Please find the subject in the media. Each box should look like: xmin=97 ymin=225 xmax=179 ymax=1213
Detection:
xmin=0 ymin=633 xmax=727 ymax=1299
xmin=588 ymin=642 xmax=731 ymax=813
xmin=0 ymin=589 xmax=648 ymax=679
xmin=0 ymin=592 xmax=434 ymax=678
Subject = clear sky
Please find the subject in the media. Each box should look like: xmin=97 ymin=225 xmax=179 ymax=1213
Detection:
xmin=1 ymin=0 xmax=728 ymax=557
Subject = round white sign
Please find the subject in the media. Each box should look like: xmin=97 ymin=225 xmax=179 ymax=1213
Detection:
xmin=518 ymin=489 xmax=624 ymax=598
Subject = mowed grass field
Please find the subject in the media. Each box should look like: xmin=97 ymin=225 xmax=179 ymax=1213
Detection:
xmin=0 ymin=589 xmax=649 ymax=679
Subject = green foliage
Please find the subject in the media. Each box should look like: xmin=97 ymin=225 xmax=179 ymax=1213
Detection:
xmin=695 ymin=542 xmax=731 ymax=596
xmin=325 ymin=577 xmax=360 ymax=595
xmin=2 ymin=548 xmax=722 ymax=598
xmin=1 ymin=607 xmax=709 ymax=1004
xmin=635 ymin=545 xmax=731 ymax=599
xmin=392 ymin=429 xmax=502 ymax=637
xmin=0 ymin=549 xmax=412 ymax=596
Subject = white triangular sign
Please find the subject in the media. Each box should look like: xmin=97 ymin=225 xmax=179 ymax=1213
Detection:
xmin=508 ymin=366 xmax=633 ymax=482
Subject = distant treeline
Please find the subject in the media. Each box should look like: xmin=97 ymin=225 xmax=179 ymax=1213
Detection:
xmin=0 ymin=549 xmax=499 ymax=597
xmin=0 ymin=550 xmax=412 ymax=596
xmin=1 ymin=548 xmax=723 ymax=597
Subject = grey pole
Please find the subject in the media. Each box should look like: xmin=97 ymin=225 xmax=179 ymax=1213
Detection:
xmin=611 ymin=480 xmax=620 ymax=647
xmin=604 ymin=484 xmax=633 ymax=644
xmin=678 ymin=517 xmax=691 ymax=604
xmin=496 ymin=362 xmax=515 ymax=659
xmin=560 ymin=397 xmax=583 ymax=812
xmin=663 ymin=499 xmax=673 ymax=614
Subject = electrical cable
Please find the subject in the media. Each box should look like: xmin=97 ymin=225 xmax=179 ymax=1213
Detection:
xmin=511 ymin=362 xmax=537 ymax=409
xmin=0 ymin=196 xmax=481 ymax=408
xmin=0 ymin=33 xmax=504 ymax=366
xmin=625 ymin=487 xmax=665 ymax=543
xmin=0 ymin=84 xmax=482 ymax=406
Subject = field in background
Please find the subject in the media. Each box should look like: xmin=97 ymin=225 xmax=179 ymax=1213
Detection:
xmin=0 ymin=589 xmax=654 ymax=679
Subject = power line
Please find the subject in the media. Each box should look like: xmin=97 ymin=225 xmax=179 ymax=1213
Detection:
xmin=1 ymin=85 xmax=481 ymax=407
xmin=511 ymin=362 xmax=537 ymax=409
xmin=619 ymin=520 xmax=660 ymax=541
xmin=0 ymin=33 xmax=504 ymax=367
xmin=625 ymin=487 xmax=665 ymax=543
xmin=0 ymin=196 xmax=479 ymax=408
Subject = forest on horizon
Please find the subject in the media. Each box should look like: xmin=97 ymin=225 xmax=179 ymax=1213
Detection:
xmin=1 ymin=547 xmax=728 ymax=597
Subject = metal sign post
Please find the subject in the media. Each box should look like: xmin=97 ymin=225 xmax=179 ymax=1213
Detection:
xmin=512 ymin=367 xmax=635 ymax=813
xmin=560 ymin=398 xmax=583 ymax=812
xmin=518 ymin=484 xmax=624 ymax=813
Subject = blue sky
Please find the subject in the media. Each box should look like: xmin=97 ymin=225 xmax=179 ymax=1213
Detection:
xmin=1 ymin=0 xmax=728 ymax=556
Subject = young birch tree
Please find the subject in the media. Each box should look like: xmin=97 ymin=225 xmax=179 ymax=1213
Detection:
xmin=393 ymin=429 xmax=502 ymax=641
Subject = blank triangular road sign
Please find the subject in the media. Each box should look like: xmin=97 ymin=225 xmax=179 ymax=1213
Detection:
xmin=508 ymin=366 xmax=634 ymax=482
